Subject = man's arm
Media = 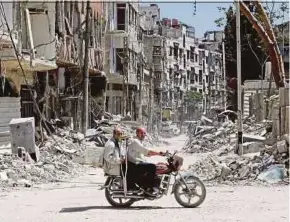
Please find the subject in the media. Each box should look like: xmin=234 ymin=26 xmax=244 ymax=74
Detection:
xmin=103 ymin=142 xmax=122 ymax=165
xmin=147 ymin=150 xmax=165 ymax=157
xmin=132 ymin=140 xmax=164 ymax=157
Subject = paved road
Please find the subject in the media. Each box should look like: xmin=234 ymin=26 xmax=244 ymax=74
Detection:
xmin=0 ymin=135 xmax=288 ymax=222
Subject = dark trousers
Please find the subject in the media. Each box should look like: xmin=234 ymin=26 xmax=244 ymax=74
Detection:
xmin=122 ymin=161 xmax=157 ymax=190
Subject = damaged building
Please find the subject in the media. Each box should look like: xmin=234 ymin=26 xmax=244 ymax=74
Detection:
xmin=103 ymin=2 xmax=143 ymax=120
xmin=0 ymin=2 xmax=107 ymax=152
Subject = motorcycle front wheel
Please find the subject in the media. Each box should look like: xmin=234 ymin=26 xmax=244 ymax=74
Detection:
xmin=105 ymin=178 xmax=135 ymax=208
xmin=173 ymin=176 xmax=206 ymax=208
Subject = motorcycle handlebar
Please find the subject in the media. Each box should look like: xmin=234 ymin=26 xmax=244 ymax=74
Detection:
xmin=162 ymin=150 xmax=177 ymax=158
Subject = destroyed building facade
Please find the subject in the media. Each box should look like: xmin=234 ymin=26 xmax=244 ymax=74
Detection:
xmin=103 ymin=2 xmax=143 ymax=120
xmin=140 ymin=4 xmax=225 ymax=122
xmin=0 ymin=1 xmax=107 ymax=147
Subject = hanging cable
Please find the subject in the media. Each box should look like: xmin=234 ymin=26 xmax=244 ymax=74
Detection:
xmin=0 ymin=3 xmax=65 ymax=151
xmin=193 ymin=1 xmax=197 ymax=16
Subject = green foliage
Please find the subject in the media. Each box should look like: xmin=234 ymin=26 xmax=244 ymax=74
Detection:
xmin=215 ymin=2 xmax=289 ymax=82
xmin=184 ymin=91 xmax=203 ymax=107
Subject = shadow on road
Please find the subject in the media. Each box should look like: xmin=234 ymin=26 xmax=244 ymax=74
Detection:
xmin=60 ymin=205 xmax=183 ymax=213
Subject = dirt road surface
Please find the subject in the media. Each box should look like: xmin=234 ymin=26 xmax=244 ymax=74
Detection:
xmin=0 ymin=135 xmax=289 ymax=222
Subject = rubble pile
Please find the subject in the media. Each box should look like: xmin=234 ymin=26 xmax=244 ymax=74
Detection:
xmin=1 ymin=119 xmax=160 ymax=190
xmin=184 ymin=115 xmax=272 ymax=154
xmin=0 ymin=129 xmax=88 ymax=190
xmin=87 ymin=119 xmax=160 ymax=147
xmin=189 ymin=136 xmax=289 ymax=184
xmin=183 ymin=117 xmax=236 ymax=153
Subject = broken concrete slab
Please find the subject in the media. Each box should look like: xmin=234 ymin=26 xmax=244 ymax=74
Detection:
xmin=0 ymin=171 xmax=8 ymax=181
xmin=276 ymin=140 xmax=288 ymax=154
xmin=243 ymin=134 xmax=266 ymax=143
xmin=241 ymin=142 xmax=265 ymax=155
xmin=9 ymin=117 xmax=40 ymax=162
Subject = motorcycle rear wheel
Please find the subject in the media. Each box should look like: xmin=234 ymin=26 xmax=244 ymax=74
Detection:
xmin=105 ymin=178 xmax=135 ymax=208
xmin=174 ymin=176 xmax=206 ymax=208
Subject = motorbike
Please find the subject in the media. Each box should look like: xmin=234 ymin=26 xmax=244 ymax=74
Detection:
xmin=100 ymin=150 xmax=206 ymax=208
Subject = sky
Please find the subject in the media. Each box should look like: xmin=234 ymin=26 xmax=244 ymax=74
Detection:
xmin=147 ymin=1 xmax=289 ymax=38
xmin=158 ymin=2 xmax=231 ymax=38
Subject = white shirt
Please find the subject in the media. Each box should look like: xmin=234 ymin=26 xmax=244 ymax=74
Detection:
xmin=127 ymin=138 xmax=149 ymax=164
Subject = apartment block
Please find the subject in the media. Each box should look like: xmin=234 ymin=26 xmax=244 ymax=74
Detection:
xmin=104 ymin=2 xmax=143 ymax=119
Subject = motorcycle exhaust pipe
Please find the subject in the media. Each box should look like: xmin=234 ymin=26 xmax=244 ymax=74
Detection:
xmin=111 ymin=194 xmax=144 ymax=199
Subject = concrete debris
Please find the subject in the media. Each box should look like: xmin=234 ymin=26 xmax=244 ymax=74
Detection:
xmin=183 ymin=119 xmax=236 ymax=153
xmin=189 ymin=137 xmax=289 ymax=184
xmin=184 ymin=116 xmax=272 ymax=154
xmin=1 ymin=118 xmax=160 ymax=190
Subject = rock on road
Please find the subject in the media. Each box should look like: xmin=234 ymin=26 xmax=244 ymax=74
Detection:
xmin=0 ymin=135 xmax=288 ymax=222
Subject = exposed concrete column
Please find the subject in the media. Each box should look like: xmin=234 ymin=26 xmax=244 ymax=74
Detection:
xmin=108 ymin=83 xmax=114 ymax=114
xmin=279 ymin=87 xmax=289 ymax=136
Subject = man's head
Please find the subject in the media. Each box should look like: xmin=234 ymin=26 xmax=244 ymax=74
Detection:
xmin=136 ymin=127 xmax=146 ymax=141
xmin=113 ymin=127 xmax=123 ymax=141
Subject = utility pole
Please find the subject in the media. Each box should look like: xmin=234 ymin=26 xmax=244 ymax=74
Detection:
xmin=236 ymin=1 xmax=243 ymax=155
xmin=122 ymin=36 xmax=129 ymax=116
xmin=138 ymin=61 xmax=143 ymax=122
xmin=207 ymin=51 xmax=212 ymax=117
xmin=147 ymin=66 xmax=153 ymax=133
xmin=82 ymin=1 xmax=91 ymax=134
xmin=222 ymin=37 xmax=227 ymax=111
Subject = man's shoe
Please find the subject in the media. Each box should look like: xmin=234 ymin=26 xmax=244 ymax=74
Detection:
xmin=152 ymin=187 xmax=159 ymax=195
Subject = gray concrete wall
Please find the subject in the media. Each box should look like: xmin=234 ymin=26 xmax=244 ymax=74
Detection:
xmin=0 ymin=97 xmax=21 ymax=152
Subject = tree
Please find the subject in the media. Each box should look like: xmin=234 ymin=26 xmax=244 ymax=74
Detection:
xmin=215 ymin=1 xmax=288 ymax=81
xmin=184 ymin=90 xmax=203 ymax=120
xmin=184 ymin=91 xmax=203 ymax=107
xmin=214 ymin=1 xmax=289 ymax=109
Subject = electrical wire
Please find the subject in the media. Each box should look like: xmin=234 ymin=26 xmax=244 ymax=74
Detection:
xmin=0 ymin=3 xmax=65 ymax=151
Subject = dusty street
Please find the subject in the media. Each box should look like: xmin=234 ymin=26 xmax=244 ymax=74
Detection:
xmin=0 ymin=135 xmax=289 ymax=222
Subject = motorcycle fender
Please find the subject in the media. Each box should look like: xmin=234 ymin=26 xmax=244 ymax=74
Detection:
xmin=99 ymin=177 xmax=113 ymax=190
xmin=171 ymin=171 xmax=196 ymax=194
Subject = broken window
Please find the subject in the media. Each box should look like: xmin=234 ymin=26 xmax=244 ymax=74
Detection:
xmin=179 ymin=48 xmax=183 ymax=59
xmin=117 ymin=4 xmax=126 ymax=30
xmin=199 ymin=51 xmax=203 ymax=65
xmin=183 ymin=34 xmax=185 ymax=48
xmin=173 ymin=43 xmax=179 ymax=58
xmin=187 ymin=50 xmax=190 ymax=60
xmin=115 ymin=96 xmax=122 ymax=115
xmin=112 ymin=84 xmax=123 ymax=91
xmin=190 ymin=68 xmax=195 ymax=84
xmin=206 ymin=75 xmax=209 ymax=83
xmin=199 ymin=70 xmax=202 ymax=83
xmin=190 ymin=47 xmax=194 ymax=61
xmin=153 ymin=46 xmax=161 ymax=55
xmin=183 ymin=54 xmax=186 ymax=69
xmin=116 ymin=48 xmax=124 ymax=73
xmin=128 ymin=5 xmax=132 ymax=24
xmin=169 ymin=46 xmax=173 ymax=56
xmin=155 ymin=71 xmax=162 ymax=80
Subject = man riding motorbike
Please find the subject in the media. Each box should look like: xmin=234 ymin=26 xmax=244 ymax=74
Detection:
xmin=126 ymin=127 xmax=165 ymax=195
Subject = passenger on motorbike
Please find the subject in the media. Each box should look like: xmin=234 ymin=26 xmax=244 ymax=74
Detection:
xmin=127 ymin=127 xmax=165 ymax=195
xmin=103 ymin=127 xmax=125 ymax=176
